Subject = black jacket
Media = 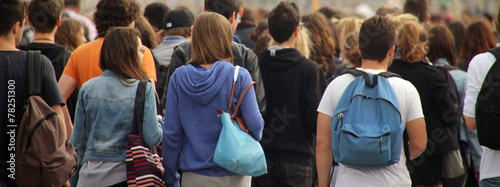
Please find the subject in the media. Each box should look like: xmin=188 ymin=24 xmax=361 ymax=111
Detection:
xmin=18 ymin=43 xmax=78 ymax=121
xmin=161 ymin=41 xmax=266 ymax=114
xmin=258 ymin=48 xmax=326 ymax=166
xmin=389 ymin=59 xmax=460 ymax=155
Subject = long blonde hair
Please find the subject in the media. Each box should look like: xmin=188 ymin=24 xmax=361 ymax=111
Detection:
xmin=188 ymin=12 xmax=233 ymax=65
xmin=397 ymin=22 xmax=427 ymax=63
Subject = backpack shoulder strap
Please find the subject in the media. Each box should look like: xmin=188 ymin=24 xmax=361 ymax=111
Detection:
xmin=27 ymin=50 xmax=43 ymax=96
xmin=341 ymin=68 xmax=367 ymax=77
xmin=132 ymin=80 xmax=149 ymax=136
xmin=378 ymin=71 xmax=401 ymax=79
xmin=488 ymin=47 xmax=500 ymax=62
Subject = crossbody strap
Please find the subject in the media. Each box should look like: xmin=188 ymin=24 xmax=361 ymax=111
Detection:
xmin=132 ymin=80 xmax=149 ymax=136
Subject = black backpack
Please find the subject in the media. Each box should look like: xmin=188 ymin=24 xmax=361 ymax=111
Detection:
xmin=476 ymin=47 xmax=500 ymax=150
xmin=435 ymin=65 xmax=462 ymax=132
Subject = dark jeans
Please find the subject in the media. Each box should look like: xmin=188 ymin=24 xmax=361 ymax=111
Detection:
xmin=252 ymin=160 xmax=313 ymax=187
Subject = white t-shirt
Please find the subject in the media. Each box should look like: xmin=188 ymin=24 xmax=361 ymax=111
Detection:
xmin=463 ymin=52 xmax=500 ymax=180
xmin=317 ymin=68 xmax=424 ymax=187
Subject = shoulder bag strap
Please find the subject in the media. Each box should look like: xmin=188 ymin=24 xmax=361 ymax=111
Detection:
xmin=227 ymin=66 xmax=240 ymax=114
xmin=231 ymin=81 xmax=256 ymax=119
xmin=132 ymin=80 xmax=149 ymax=136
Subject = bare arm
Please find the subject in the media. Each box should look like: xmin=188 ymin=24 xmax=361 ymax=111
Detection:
xmin=58 ymin=74 xmax=77 ymax=101
xmin=464 ymin=115 xmax=476 ymax=130
xmin=317 ymin=113 xmax=333 ymax=187
xmin=406 ymin=117 xmax=427 ymax=160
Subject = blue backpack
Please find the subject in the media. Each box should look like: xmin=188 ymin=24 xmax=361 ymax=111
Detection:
xmin=331 ymin=69 xmax=404 ymax=169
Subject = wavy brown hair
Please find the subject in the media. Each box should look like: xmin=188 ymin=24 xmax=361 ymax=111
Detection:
xmin=135 ymin=16 xmax=158 ymax=49
xmin=189 ymin=12 xmax=233 ymax=66
xmin=302 ymin=12 xmax=336 ymax=72
xmin=99 ymin=27 xmax=145 ymax=85
xmin=93 ymin=0 xmax=140 ymax=38
xmin=397 ymin=22 xmax=427 ymax=63
xmin=343 ymin=32 xmax=362 ymax=68
xmin=459 ymin=20 xmax=496 ymax=69
xmin=55 ymin=18 xmax=85 ymax=51
xmin=428 ymin=26 xmax=456 ymax=66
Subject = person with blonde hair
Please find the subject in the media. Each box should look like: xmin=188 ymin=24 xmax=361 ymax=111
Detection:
xmin=388 ymin=22 xmax=462 ymax=187
xmin=162 ymin=12 xmax=264 ymax=187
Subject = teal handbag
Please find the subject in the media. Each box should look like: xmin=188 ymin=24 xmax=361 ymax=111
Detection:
xmin=213 ymin=66 xmax=267 ymax=177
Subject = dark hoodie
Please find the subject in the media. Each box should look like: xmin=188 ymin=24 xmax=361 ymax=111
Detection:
xmin=258 ymin=47 xmax=327 ymax=166
xmin=18 ymin=43 xmax=72 ymax=80
xmin=162 ymin=61 xmax=264 ymax=185
xmin=18 ymin=43 xmax=77 ymax=121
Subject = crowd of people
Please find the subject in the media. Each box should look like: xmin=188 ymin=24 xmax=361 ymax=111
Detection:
xmin=1 ymin=0 xmax=500 ymax=186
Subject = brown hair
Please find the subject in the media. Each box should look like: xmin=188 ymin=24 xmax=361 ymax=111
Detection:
xmin=359 ymin=16 xmax=396 ymax=62
xmin=93 ymin=0 xmax=140 ymax=38
xmin=459 ymin=20 xmax=496 ymax=69
xmin=253 ymin=30 xmax=272 ymax=55
xmin=397 ymin=22 xmax=427 ymax=63
xmin=163 ymin=27 xmax=192 ymax=38
xmin=28 ymin=0 xmax=63 ymax=33
xmin=302 ymin=12 xmax=336 ymax=72
xmin=55 ymin=18 xmax=85 ymax=51
xmin=99 ymin=27 xmax=145 ymax=85
xmin=188 ymin=12 xmax=233 ymax=66
xmin=343 ymin=32 xmax=362 ymax=68
xmin=427 ymin=26 xmax=456 ymax=66
xmin=134 ymin=17 xmax=158 ymax=49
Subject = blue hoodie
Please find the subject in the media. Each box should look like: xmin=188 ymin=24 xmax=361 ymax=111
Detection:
xmin=162 ymin=60 xmax=264 ymax=186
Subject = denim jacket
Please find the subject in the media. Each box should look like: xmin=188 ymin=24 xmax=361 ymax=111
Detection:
xmin=70 ymin=70 xmax=162 ymax=166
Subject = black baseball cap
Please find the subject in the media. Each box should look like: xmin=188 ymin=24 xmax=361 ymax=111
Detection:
xmin=162 ymin=9 xmax=195 ymax=30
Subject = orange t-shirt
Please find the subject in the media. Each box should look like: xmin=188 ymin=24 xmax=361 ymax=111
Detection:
xmin=62 ymin=37 xmax=157 ymax=88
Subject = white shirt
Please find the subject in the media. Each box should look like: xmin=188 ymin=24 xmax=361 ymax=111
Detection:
xmin=317 ymin=68 xmax=424 ymax=187
xmin=64 ymin=9 xmax=98 ymax=41
xmin=463 ymin=52 xmax=500 ymax=180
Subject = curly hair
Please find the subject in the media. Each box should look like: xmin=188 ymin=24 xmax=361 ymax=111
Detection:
xmin=302 ymin=12 xmax=336 ymax=72
xmin=93 ymin=0 xmax=140 ymax=38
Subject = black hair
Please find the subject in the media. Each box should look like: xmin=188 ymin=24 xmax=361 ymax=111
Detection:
xmin=268 ymin=1 xmax=300 ymax=44
xmin=0 ymin=0 xmax=25 ymax=36
xmin=205 ymin=0 xmax=243 ymax=20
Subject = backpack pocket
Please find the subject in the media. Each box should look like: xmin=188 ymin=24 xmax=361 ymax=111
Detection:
xmin=483 ymin=105 xmax=500 ymax=149
xmin=41 ymin=140 xmax=77 ymax=187
xmin=338 ymin=124 xmax=391 ymax=165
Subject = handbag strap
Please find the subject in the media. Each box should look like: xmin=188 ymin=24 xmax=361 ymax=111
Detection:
xmin=227 ymin=66 xmax=240 ymax=114
xmin=231 ymin=81 xmax=256 ymax=119
xmin=132 ymin=80 xmax=149 ymax=136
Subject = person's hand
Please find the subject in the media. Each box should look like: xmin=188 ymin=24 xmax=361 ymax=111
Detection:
xmin=62 ymin=181 xmax=70 ymax=187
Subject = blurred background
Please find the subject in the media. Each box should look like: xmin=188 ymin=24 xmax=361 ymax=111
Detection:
xmin=73 ymin=0 xmax=498 ymax=20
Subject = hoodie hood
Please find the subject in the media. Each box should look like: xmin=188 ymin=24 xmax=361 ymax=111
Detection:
xmin=175 ymin=60 xmax=233 ymax=105
xmin=18 ymin=43 xmax=69 ymax=66
xmin=259 ymin=48 xmax=306 ymax=71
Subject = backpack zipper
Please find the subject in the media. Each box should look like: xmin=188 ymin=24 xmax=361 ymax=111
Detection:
xmin=335 ymin=113 xmax=344 ymax=131
xmin=26 ymin=112 xmax=57 ymax=148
